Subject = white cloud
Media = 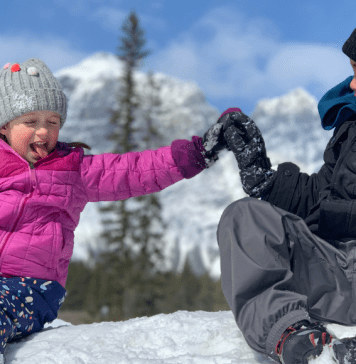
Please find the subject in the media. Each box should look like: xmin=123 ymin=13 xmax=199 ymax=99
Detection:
xmin=144 ymin=6 xmax=353 ymax=102
xmin=0 ymin=32 xmax=90 ymax=73
xmin=265 ymin=44 xmax=348 ymax=93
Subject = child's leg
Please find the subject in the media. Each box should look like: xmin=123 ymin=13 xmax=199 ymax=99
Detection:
xmin=0 ymin=309 xmax=15 ymax=355
xmin=0 ymin=277 xmax=66 ymax=353
xmin=217 ymin=197 xmax=347 ymax=363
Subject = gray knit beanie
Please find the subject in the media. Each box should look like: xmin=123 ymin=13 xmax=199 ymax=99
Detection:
xmin=343 ymin=28 xmax=356 ymax=61
xmin=0 ymin=58 xmax=67 ymax=129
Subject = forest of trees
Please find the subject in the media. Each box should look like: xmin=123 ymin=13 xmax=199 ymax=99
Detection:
xmin=59 ymin=10 xmax=230 ymax=324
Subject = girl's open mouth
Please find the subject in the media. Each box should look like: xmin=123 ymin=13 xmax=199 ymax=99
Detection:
xmin=30 ymin=142 xmax=48 ymax=159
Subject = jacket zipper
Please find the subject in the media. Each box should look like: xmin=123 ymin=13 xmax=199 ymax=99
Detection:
xmin=0 ymin=141 xmax=50 ymax=269
xmin=330 ymin=136 xmax=356 ymax=195
xmin=0 ymin=191 xmax=34 ymax=258
xmin=0 ymin=163 xmax=37 ymax=259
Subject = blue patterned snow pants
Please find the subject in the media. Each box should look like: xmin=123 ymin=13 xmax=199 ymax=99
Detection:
xmin=0 ymin=276 xmax=66 ymax=354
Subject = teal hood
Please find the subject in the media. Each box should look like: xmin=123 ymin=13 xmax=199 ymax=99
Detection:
xmin=318 ymin=75 xmax=356 ymax=130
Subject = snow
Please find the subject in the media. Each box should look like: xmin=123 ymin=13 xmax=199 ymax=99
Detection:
xmin=2 ymin=310 xmax=356 ymax=364
xmin=54 ymin=52 xmax=124 ymax=81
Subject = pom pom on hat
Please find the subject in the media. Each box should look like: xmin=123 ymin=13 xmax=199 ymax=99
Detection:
xmin=10 ymin=64 xmax=21 ymax=73
xmin=27 ymin=67 xmax=39 ymax=76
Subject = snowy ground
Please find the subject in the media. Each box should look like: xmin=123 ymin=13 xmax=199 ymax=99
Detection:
xmin=2 ymin=310 xmax=356 ymax=364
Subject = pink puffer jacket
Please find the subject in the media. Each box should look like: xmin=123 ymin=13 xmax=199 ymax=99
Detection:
xmin=0 ymin=136 xmax=207 ymax=288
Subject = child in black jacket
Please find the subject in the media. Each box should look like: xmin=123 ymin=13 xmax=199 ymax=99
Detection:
xmin=217 ymin=28 xmax=356 ymax=364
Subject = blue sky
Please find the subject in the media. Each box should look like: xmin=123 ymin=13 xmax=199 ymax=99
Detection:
xmin=1 ymin=0 xmax=356 ymax=118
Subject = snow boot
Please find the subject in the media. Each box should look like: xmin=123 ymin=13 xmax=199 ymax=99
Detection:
xmin=276 ymin=320 xmax=333 ymax=364
xmin=332 ymin=337 xmax=356 ymax=364
xmin=0 ymin=354 xmax=4 ymax=364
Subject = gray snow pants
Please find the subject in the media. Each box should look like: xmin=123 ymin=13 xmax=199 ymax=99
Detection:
xmin=217 ymin=197 xmax=356 ymax=363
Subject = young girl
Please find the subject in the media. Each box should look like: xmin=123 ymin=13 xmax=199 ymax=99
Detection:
xmin=0 ymin=57 xmax=236 ymax=363
xmin=217 ymin=28 xmax=356 ymax=364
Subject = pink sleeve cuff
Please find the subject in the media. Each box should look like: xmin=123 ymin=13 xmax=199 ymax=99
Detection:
xmin=171 ymin=136 xmax=207 ymax=179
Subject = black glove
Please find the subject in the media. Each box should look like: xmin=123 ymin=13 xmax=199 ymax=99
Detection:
xmin=221 ymin=110 xmax=277 ymax=198
xmin=201 ymin=108 xmax=242 ymax=168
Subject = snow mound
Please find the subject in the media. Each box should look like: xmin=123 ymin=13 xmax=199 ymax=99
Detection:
xmin=4 ymin=310 xmax=355 ymax=364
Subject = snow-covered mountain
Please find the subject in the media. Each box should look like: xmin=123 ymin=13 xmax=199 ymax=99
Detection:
xmin=54 ymin=52 xmax=334 ymax=279
xmin=4 ymin=312 xmax=354 ymax=364
xmin=251 ymin=88 xmax=331 ymax=173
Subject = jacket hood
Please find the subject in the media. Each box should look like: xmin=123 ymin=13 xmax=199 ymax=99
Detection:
xmin=318 ymin=75 xmax=356 ymax=130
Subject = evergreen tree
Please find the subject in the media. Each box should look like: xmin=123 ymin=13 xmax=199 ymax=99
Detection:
xmin=85 ymin=10 xmax=170 ymax=322
xmin=59 ymin=260 xmax=92 ymax=312
xmin=63 ymin=12 xmax=233 ymax=325
xmin=212 ymin=278 xmax=231 ymax=312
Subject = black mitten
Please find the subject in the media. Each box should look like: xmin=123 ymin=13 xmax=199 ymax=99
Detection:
xmin=222 ymin=111 xmax=277 ymax=197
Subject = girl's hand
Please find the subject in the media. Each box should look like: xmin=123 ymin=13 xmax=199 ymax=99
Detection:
xmin=201 ymin=108 xmax=242 ymax=168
